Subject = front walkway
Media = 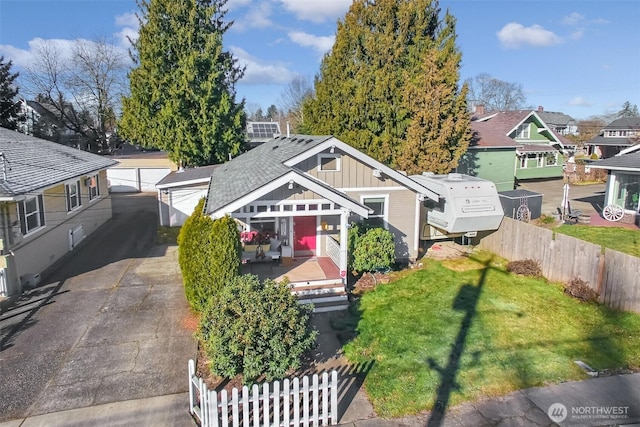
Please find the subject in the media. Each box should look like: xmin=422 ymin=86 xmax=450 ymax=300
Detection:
xmin=241 ymin=256 xmax=341 ymax=284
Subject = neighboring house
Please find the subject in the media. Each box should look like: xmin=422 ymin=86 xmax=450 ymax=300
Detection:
xmin=107 ymin=144 xmax=175 ymax=193
xmin=0 ymin=127 xmax=117 ymax=296
xmin=536 ymin=107 xmax=578 ymax=136
xmin=458 ymin=109 xmax=568 ymax=190
xmin=203 ymin=134 xmax=503 ymax=285
xmin=589 ymin=144 xmax=640 ymax=222
xmin=585 ymin=116 xmax=640 ymax=159
xmin=156 ymin=164 xmax=219 ymax=227
xmin=245 ymin=121 xmax=281 ymax=149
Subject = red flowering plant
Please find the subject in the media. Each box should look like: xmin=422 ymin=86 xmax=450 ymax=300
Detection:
xmin=239 ymin=230 xmax=273 ymax=246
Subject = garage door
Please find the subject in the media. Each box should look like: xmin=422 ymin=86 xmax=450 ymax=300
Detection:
xmin=107 ymin=168 xmax=139 ymax=192
xmin=170 ymin=188 xmax=208 ymax=226
xmin=140 ymin=168 xmax=171 ymax=192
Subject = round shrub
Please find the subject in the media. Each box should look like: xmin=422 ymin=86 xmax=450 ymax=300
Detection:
xmin=352 ymin=227 xmax=395 ymax=273
xmin=198 ymin=274 xmax=317 ymax=384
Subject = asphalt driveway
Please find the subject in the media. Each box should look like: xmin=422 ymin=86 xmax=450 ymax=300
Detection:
xmin=0 ymin=194 xmax=196 ymax=422
xmin=518 ymin=178 xmax=606 ymax=217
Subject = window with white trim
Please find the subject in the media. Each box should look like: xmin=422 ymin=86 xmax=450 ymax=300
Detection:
xmin=537 ymin=155 xmax=544 ymax=167
xmin=66 ymin=180 xmax=82 ymax=212
xmin=515 ymin=123 xmax=530 ymax=139
xmin=88 ymin=175 xmax=100 ymax=201
xmin=317 ymin=154 xmax=341 ymax=171
xmin=519 ymin=155 xmax=527 ymax=168
xmin=362 ymin=196 xmax=387 ymax=228
xmin=18 ymin=195 xmax=45 ymax=235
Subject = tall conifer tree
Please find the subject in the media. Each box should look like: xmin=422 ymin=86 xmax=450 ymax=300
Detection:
xmin=303 ymin=0 xmax=470 ymax=172
xmin=119 ymin=0 xmax=245 ymax=167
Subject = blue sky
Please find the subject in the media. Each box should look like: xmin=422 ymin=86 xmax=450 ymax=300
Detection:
xmin=1 ymin=0 xmax=639 ymax=120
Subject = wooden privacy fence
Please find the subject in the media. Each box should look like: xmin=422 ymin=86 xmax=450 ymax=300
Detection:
xmin=189 ymin=360 xmax=339 ymax=427
xmin=478 ymin=217 xmax=640 ymax=313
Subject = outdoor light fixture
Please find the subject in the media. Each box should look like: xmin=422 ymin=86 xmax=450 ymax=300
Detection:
xmin=372 ymin=169 xmax=382 ymax=178
xmin=288 ymin=180 xmax=294 ymax=190
xmin=330 ymin=145 xmax=335 ymax=154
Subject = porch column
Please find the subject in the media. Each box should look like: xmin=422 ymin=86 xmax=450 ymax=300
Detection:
xmin=339 ymin=208 xmax=350 ymax=285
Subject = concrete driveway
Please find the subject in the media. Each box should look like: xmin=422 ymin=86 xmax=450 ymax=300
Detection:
xmin=0 ymin=194 xmax=196 ymax=422
xmin=518 ymin=178 xmax=606 ymax=217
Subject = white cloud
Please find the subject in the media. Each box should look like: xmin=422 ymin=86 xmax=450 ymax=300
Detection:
xmin=227 ymin=0 xmax=252 ymax=11
xmin=497 ymin=22 xmax=562 ymax=49
xmin=233 ymin=2 xmax=274 ymax=31
xmin=562 ymin=12 xmax=584 ymax=26
xmin=277 ymin=0 xmax=352 ymax=23
xmin=115 ymin=12 xmax=139 ymax=29
xmin=230 ymin=46 xmax=295 ymax=84
xmin=570 ymin=30 xmax=584 ymax=40
xmin=114 ymin=12 xmax=140 ymax=48
xmin=567 ymin=97 xmax=594 ymax=107
xmin=288 ymin=31 xmax=334 ymax=56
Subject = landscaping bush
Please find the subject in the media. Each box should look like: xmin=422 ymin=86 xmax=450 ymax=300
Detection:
xmin=565 ymin=277 xmax=599 ymax=302
xmin=506 ymin=259 xmax=542 ymax=277
xmin=177 ymin=199 xmax=241 ymax=313
xmin=178 ymin=198 xmax=215 ymax=312
xmin=198 ymin=274 xmax=317 ymax=383
xmin=352 ymin=227 xmax=395 ymax=273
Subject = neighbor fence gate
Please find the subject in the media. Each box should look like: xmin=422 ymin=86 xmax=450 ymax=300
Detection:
xmin=188 ymin=360 xmax=339 ymax=427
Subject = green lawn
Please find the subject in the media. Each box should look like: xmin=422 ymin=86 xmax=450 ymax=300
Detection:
xmin=157 ymin=226 xmax=181 ymax=245
xmin=555 ymin=225 xmax=640 ymax=257
xmin=342 ymin=255 xmax=640 ymax=418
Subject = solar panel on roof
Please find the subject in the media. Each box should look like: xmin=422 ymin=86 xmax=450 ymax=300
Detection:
xmin=246 ymin=122 xmax=280 ymax=139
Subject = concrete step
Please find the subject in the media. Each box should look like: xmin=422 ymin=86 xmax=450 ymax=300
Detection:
xmin=290 ymin=282 xmax=345 ymax=297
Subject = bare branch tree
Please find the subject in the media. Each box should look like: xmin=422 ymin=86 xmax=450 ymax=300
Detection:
xmin=279 ymin=75 xmax=313 ymax=132
xmin=22 ymin=38 xmax=127 ymax=152
xmin=466 ymin=73 xmax=526 ymax=112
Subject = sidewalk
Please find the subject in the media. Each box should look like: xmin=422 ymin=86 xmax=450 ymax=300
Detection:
xmin=338 ymin=372 xmax=640 ymax=427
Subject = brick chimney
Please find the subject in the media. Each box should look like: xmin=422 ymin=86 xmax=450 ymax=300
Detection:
xmin=475 ymin=105 xmax=485 ymax=115
xmin=538 ymin=105 xmax=544 ymax=112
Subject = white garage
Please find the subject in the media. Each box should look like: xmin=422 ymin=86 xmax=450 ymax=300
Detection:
xmin=156 ymin=165 xmax=220 ymax=227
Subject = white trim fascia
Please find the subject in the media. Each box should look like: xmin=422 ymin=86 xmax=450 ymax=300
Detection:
xmin=156 ymin=177 xmax=211 ymax=189
xmin=211 ymin=170 xmax=370 ymax=218
xmin=474 ymin=113 xmax=498 ymax=122
xmin=284 ymin=137 xmax=440 ymax=201
xmin=589 ymin=165 xmax=640 ymax=172
xmin=617 ymin=144 xmax=640 ymax=156
xmin=414 ymin=195 xmax=421 ymax=253
xmin=236 ymin=209 xmax=347 ymax=219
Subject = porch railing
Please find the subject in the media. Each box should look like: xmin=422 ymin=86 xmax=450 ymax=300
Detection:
xmin=325 ymin=236 xmax=340 ymax=270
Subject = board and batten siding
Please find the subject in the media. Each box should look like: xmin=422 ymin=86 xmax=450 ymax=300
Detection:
xmin=258 ymin=187 xmax=324 ymax=202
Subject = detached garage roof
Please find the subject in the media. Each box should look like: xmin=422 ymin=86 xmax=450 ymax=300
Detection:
xmin=156 ymin=164 xmax=220 ymax=189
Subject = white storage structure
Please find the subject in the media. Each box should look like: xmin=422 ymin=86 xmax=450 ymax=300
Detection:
xmin=411 ymin=172 xmax=504 ymax=240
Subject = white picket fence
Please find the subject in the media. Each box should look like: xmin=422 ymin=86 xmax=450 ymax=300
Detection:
xmin=188 ymin=360 xmax=339 ymax=427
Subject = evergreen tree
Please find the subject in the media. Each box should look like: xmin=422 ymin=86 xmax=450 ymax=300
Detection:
xmin=396 ymin=13 xmax=470 ymax=174
xmin=0 ymin=56 xmax=24 ymax=130
xmin=617 ymin=101 xmax=639 ymax=118
xmin=119 ymin=0 xmax=246 ymax=167
xmin=303 ymin=0 xmax=469 ymax=172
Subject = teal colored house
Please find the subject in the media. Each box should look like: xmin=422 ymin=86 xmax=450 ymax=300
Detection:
xmin=457 ymin=109 xmax=568 ymax=190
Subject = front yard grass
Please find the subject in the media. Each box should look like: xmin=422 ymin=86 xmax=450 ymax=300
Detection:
xmin=554 ymin=224 xmax=640 ymax=257
xmin=342 ymin=255 xmax=640 ymax=418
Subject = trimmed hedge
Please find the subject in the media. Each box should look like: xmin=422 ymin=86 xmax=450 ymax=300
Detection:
xmin=351 ymin=225 xmax=395 ymax=273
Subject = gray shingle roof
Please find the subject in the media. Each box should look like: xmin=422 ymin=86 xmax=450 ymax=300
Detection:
xmin=590 ymin=152 xmax=640 ymax=171
xmin=157 ymin=164 xmax=219 ymax=188
xmin=585 ymin=135 xmax=634 ymax=147
xmin=537 ymin=111 xmax=575 ymax=127
xmin=604 ymin=117 xmax=640 ymax=130
xmin=206 ymin=135 xmax=333 ymax=213
xmin=0 ymin=127 xmax=117 ymax=198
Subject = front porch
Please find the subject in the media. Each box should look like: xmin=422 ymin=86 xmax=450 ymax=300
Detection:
xmin=241 ymin=256 xmax=349 ymax=313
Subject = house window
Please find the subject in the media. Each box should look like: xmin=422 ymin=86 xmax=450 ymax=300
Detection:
xmin=515 ymin=123 xmax=530 ymax=139
xmin=317 ymin=154 xmax=341 ymax=172
xmin=546 ymin=152 xmax=557 ymax=166
xmin=88 ymin=175 xmax=100 ymax=201
xmin=362 ymin=196 xmax=388 ymax=228
xmin=66 ymin=180 xmax=81 ymax=212
xmin=620 ymin=130 xmax=627 ymax=137
xmin=519 ymin=156 xmax=527 ymax=168
xmin=18 ymin=195 xmax=45 ymax=235
xmin=537 ymin=155 xmax=544 ymax=167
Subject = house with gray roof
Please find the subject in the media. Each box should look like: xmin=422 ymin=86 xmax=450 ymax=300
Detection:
xmin=589 ymin=144 xmax=640 ymax=223
xmin=0 ymin=127 xmax=117 ymax=296
xmin=586 ymin=116 xmax=640 ymax=159
xmin=203 ymin=134 xmax=503 ymax=289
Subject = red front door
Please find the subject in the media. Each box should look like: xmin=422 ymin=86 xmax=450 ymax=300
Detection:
xmin=294 ymin=216 xmax=316 ymax=253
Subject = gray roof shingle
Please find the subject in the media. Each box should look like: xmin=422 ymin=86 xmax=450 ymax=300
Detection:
xmin=590 ymin=152 xmax=640 ymax=171
xmin=0 ymin=127 xmax=117 ymax=198
xmin=206 ymin=135 xmax=333 ymax=213
xmin=157 ymin=164 xmax=220 ymax=188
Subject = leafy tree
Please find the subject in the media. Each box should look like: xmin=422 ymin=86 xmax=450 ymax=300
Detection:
xmin=199 ymin=274 xmax=317 ymax=383
xmin=120 ymin=0 xmax=246 ymax=167
xmin=396 ymin=13 xmax=470 ymax=174
xmin=465 ymin=73 xmax=527 ymax=112
xmin=266 ymin=104 xmax=279 ymax=121
xmin=303 ymin=0 xmax=468 ymax=172
xmin=617 ymin=101 xmax=639 ymax=118
xmin=0 ymin=56 xmax=25 ymax=130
